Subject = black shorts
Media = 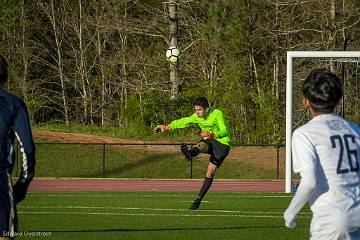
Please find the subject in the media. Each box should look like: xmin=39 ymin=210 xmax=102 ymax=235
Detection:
xmin=200 ymin=139 xmax=230 ymax=167
xmin=0 ymin=169 xmax=17 ymax=237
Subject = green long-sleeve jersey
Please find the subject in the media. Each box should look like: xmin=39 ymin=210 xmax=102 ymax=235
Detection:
xmin=169 ymin=108 xmax=232 ymax=146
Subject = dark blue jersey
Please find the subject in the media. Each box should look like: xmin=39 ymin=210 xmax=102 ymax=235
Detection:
xmin=0 ymin=88 xmax=35 ymax=184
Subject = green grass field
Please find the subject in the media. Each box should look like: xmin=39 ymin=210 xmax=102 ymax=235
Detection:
xmin=16 ymin=191 xmax=310 ymax=240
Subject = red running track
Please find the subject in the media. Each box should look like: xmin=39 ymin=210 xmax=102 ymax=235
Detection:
xmin=28 ymin=179 xmax=285 ymax=192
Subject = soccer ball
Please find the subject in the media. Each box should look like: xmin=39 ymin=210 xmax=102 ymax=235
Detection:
xmin=166 ymin=47 xmax=181 ymax=63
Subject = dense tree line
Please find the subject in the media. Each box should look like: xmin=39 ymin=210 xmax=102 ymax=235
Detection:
xmin=0 ymin=0 xmax=359 ymax=144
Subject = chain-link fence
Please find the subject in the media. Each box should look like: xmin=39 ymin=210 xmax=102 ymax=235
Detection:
xmin=14 ymin=143 xmax=285 ymax=180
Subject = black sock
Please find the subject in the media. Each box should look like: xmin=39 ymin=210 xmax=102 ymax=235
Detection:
xmin=190 ymin=147 xmax=200 ymax=157
xmin=197 ymin=177 xmax=213 ymax=201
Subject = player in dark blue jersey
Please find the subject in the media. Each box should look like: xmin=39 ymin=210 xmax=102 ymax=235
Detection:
xmin=0 ymin=54 xmax=35 ymax=240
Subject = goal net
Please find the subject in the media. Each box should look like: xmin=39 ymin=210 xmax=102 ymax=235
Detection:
xmin=285 ymin=51 xmax=360 ymax=193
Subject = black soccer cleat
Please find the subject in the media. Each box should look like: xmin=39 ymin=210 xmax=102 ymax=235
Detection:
xmin=180 ymin=144 xmax=192 ymax=161
xmin=190 ymin=197 xmax=201 ymax=210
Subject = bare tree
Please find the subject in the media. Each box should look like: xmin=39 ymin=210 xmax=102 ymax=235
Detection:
xmin=38 ymin=0 xmax=70 ymax=125
xmin=69 ymin=0 xmax=92 ymax=123
xmin=93 ymin=2 xmax=109 ymax=126
xmin=19 ymin=0 xmax=29 ymax=102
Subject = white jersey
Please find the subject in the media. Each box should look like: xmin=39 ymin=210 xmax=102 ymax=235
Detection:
xmin=292 ymin=113 xmax=360 ymax=239
xmin=292 ymin=113 xmax=360 ymax=207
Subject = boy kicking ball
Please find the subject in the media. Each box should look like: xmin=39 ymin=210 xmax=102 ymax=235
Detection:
xmin=153 ymin=97 xmax=232 ymax=210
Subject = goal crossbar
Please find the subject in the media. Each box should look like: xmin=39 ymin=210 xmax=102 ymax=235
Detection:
xmin=285 ymin=51 xmax=360 ymax=193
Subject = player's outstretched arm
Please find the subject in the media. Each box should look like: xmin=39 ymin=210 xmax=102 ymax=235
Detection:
xmin=284 ymin=169 xmax=316 ymax=228
xmin=153 ymin=125 xmax=171 ymax=133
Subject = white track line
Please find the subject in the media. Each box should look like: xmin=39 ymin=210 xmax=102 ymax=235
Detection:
xmin=28 ymin=193 xmax=292 ymax=198
xmin=18 ymin=210 xmax=311 ymax=219
xmin=18 ymin=206 xmax=311 ymax=216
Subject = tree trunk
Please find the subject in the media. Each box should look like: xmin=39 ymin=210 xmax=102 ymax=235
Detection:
xmin=119 ymin=5 xmax=129 ymax=127
xmin=168 ymin=1 xmax=179 ymax=100
xmin=329 ymin=0 xmax=336 ymax=72
xmin=250 ymin=47 xmax=260 ymax=95
xmin=273 ymin=1 xmax=280 ymax=139
xmin=20 ymin=0 xmax=28 ymax=102
xmin=78 ymin=0 xmax=89 ymax=123
xmin=50 ymin=0 xmax=69 ymax=125
xmin=96 ymin=27 xmax=106 ymax=126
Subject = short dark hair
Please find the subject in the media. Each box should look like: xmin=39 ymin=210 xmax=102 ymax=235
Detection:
xmin=302 ymin=68 xmax=342 ymax=113
xmin=194 ymin=96 xmax=209 ymax=108
xmin=0 ymin=54 xmax=8 ymax=86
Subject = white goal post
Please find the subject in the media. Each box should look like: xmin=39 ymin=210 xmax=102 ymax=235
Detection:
xmin=285 ymin=51 xmax=360 ymax=193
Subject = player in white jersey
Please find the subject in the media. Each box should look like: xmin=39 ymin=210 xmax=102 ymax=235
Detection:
xmin=284 ymin=69 xmax=360 ymax=240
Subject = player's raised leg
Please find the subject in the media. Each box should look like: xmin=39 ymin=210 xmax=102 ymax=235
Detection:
xmin=180 ymin=144 xmax=193 ymax=161
xmin=180 ymin=142 xmax=207 ymax=161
